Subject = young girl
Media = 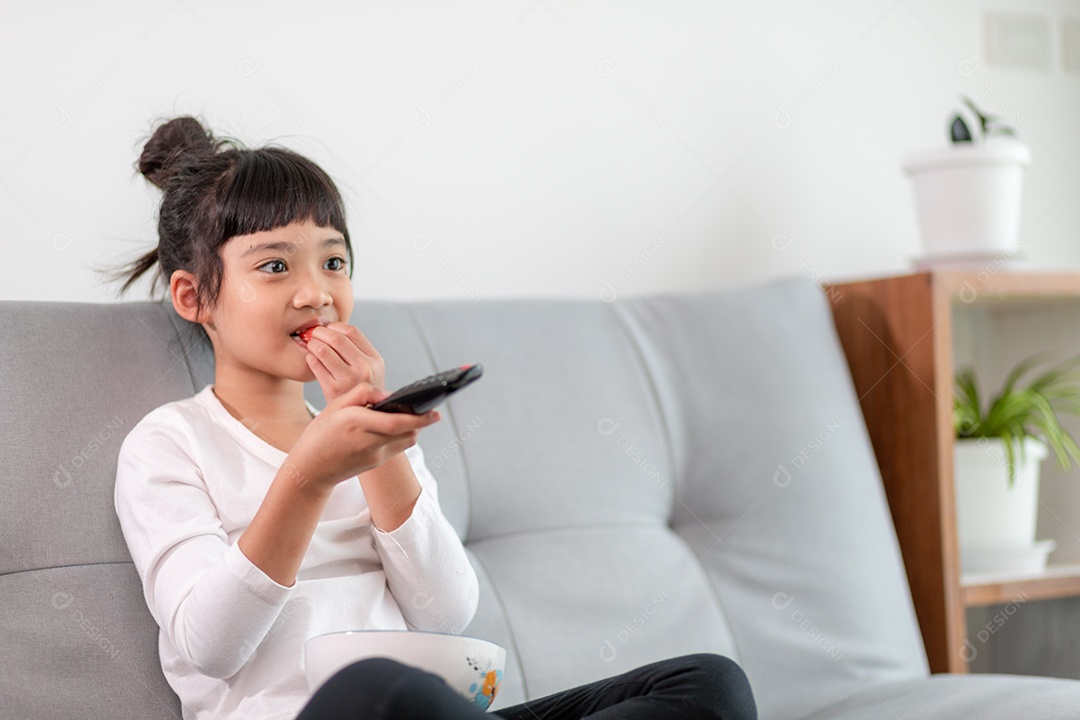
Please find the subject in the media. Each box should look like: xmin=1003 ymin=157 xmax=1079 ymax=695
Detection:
xmin=114 ymin=116 xmax=757 ymax=720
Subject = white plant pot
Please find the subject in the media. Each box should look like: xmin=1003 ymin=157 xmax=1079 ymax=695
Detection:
xmin=902 ymin=140 xmax=1030 ymax=265
xmin=954 ymin=437 xmax=1050 ymax=575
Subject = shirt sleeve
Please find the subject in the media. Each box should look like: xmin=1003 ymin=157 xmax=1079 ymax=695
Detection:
xmin=372 ymin=444 xmax=480 ymax=634
xmin=114 ymin=411 xmax=292 ymax=680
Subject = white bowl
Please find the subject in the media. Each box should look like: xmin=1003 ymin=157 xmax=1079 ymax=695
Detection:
xmin=304 ymin=630 xmax=506 ymax=710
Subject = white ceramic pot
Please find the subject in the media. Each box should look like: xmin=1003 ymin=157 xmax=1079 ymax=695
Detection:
xmin=902 ymin=140 xmax=1030 ymax=265
xmin=954 ymin=437 xmax=1050 ymax=574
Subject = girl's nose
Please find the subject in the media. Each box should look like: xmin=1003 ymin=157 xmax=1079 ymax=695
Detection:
xmin=292 ymin=272 xmax=333 ymax=309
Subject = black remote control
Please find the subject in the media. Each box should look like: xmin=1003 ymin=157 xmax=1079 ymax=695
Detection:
xmin=369 ymin=364 xmax=483 ymax=414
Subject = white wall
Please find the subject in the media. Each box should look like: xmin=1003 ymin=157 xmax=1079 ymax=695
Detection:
xmin=2 ymin=0 xmax=1079 ymax=304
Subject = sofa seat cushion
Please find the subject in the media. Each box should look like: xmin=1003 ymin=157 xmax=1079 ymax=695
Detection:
xmin=466 ymin=524 xmax=740 ymax=706
xmin=0 ymin=564 xmax=180 ymax=720
xmin=803 ymin=674 xmax=1080 ymax=720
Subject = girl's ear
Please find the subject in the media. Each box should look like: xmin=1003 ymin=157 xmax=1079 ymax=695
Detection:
xmin=169 ymin=270 xmax=207 ymax=324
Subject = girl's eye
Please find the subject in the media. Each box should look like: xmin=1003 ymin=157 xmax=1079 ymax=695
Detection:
xmin=259 ymin=260 xmax=287 ymax=274
xmin=325 ymin=257 xmax=347 ymax=272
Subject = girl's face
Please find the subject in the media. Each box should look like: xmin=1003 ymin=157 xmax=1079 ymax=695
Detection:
xmin=206 ymin=218 xmax=354 ymax=387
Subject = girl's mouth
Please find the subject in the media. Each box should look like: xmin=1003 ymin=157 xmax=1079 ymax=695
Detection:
xmin=290 ymin=320 xmax=330 ymax=346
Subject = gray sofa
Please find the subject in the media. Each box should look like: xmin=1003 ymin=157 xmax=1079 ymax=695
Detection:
xmin=3 ymin=276 xmax=1080 ymax=719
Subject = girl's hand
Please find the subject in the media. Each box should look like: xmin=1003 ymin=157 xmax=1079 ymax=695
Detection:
xmin=285 ymin=382 xmax=439 ymax=493
xmin=305 ymin=322 xmax=386 ymax=403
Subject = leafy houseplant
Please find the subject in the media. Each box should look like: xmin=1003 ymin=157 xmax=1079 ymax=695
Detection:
xmin=948 ymin=96 xmax=1017 ymax=144
xmin=952 ymin=354 xmax=1080 ymax=574
xmin=954 ymin=354 xmax=1080 ymax=483
xmin=902 ymin=96 xmax=1031 ymax=266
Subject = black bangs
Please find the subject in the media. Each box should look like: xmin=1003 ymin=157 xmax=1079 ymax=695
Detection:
xmin=217 ymin=147 xmax=351 ymax=249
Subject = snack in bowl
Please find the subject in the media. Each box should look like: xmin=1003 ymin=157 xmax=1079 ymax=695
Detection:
xmin=304 ymin=630 xmax=506 ymax=710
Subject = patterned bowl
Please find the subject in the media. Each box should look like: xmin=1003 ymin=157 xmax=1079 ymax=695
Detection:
xmin=304 ymin=630 xmax=506 ymax=711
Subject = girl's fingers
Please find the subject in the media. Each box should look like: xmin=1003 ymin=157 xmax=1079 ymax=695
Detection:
xmin=312 ymin=324 xmax=379 ymax=368
xmin=307 ymin=324 xmax=383 ymax=391
xmin=329 ymin=322 xmax=381 ymax=359
xmin=306 ymin=352 xmax=331 ymax=388
xmin=307 ymin=336 xmax=352 ymax=379
xmin=334 ymin=381 xmax=390 ymax=408
xmin=306 ymin=351 xmax=353 ymax=406
xmin=352 ymin=407 xmax=441 ymax=436
xmin=320 ymin=323 xmax=384 ymax=380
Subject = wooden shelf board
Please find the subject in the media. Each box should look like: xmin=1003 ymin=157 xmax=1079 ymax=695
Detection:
xmin=961 ymin=563 xmax=1080 ymax=606
xmin=933 ymin=270 xmax=1080 ymax=299
xmin=829 ymin=270 xmax=1080 ymax=299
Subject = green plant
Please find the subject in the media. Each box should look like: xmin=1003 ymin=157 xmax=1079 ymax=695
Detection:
xmin=949 ymin=96 xmax=1017 ymax=144
xmin=954 ymin=353 xmax=1080 ymax=483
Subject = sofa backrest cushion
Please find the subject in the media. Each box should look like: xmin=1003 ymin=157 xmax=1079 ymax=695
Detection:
xmin=368 ymin=299 xmax=743 ymax=705
xmin=0 ymin=302 xmax=198 ymax=720
xmin=615 ymin=281 xmax=929 ymax=716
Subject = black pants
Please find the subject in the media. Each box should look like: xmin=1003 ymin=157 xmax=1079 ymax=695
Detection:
xmin=296 ymin=653 xmax=757 ymax=720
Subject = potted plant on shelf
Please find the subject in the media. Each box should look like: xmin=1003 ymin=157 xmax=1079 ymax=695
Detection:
xmin=903 ymin=96 xmax=1031 ymax=267
xmin=953 ymin=354 xmax=1080 ymax=575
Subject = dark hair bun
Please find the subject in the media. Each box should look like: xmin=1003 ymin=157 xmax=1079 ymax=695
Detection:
xmin=137 ymin=116 xmax=216 ymax=189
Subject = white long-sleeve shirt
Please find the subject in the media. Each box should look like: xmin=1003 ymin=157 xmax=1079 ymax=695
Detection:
xmin=114 ymin=385 xmax=479 ymax=720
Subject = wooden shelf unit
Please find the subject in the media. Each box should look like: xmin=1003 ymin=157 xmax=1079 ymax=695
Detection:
xmin=961 ymin=563 xmax=1080 ymax=607
xmin=828 ymin=270 xmax=1080 ymax=674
